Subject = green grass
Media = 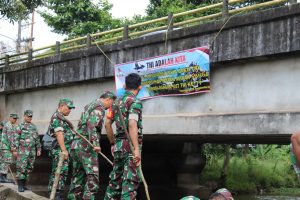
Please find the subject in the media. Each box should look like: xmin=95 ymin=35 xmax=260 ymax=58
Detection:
xmin=200 ymin=145 xmax=300 ymax=194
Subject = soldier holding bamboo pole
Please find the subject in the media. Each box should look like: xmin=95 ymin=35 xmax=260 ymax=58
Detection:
xmin=104 ymin=73 xmax=144 ymax=200
xmin=68 ymin=91 xmax=116 ymax=200
xmin=47 ymin=98 xmax=75 ymax=200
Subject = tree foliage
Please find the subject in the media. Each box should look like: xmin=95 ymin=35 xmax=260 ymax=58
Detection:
xmin=0 ymin=0 xmax=42 ymax=22
xmin=40 ymin=0 xmax=121 ymax=38
xmin=146 ymin=0 xmax=220 ymax=18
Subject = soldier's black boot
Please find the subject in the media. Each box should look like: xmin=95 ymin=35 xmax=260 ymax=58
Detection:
xmin=55 ymin=190 xmax=63 ymax=200
xmin=1 ymin=174 xmax=13 ymax=183
xmin=0 ymin=174 xmax=4 ymax=182
xmin=17 ymin=179 xmax=25 ymax=192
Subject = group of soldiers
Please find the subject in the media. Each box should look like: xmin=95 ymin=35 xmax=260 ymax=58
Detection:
xmin=1 ymin=73 xmax=143 ymax=200
xmin=0 ymin=110 xmax=41 ymax=192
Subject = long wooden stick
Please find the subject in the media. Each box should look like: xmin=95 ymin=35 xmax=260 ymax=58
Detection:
xmin=8 ymin=166 xmax=17 ymax=185
xmin=70 ymin=129 xmax=113 ymax=166
xmin=57 ymin=114 xmax=113 ymax=166
xmin=50 ymin=153 xmax=65 ymax=200
xmin=116 ymin=103 xmax=150 ymax=200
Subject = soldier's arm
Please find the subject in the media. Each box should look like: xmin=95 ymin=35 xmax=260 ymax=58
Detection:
xmin=51 ymin=118 xmax=68 ymax=159
xmin=86 ymin=109 xmax=103 ymax=149
xmin=34 ymin=126 xmax=42 ymax=155
xmin=128 ymin=100 xmax=143 ymax=166
xmin=105 ymin=118 xmax=115 ymax=146
xmin=10 ymin=125 xmax=21 ymax=151
xmin=56 ymin=131 xmax=68 ymax=159
xmin=291 ymin=132 xmax=300 ymax=166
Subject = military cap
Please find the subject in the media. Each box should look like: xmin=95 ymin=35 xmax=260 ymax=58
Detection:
xmin=180 ymin=196 xmax=200 ymax=200
xmin=10 ymin=113 xmax=19 ymax=119
xmin=214 ymin=188 xmax=233 ymax=200
xmin=100 ymin=91 xmax=117 ymax=99
xmin=59 ymin=98 xmax=75 ymax=109
xmin=0 ymin=121 xmax=5 ymax=126
xmin=24 ymin=110 xmax=33 ymax=116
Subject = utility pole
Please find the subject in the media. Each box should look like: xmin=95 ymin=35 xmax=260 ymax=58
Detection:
xmin=29 ymin=10 xmax=35 ymax=49
xmin=16 ymin=19 xmax=22 ymax=54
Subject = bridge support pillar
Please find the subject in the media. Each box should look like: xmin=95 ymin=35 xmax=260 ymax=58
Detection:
xmin=175 ymin=142 xmax=207 ymax=197
xmin=0 ymin=94 xmax=7 ymax=120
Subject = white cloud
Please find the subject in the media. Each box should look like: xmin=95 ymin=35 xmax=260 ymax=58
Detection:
xmin=109 ymin=0 xmax=149 ymax=18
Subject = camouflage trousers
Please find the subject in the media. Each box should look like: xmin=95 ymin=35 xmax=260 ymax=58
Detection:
xmin=68 ymin=148 xmax=99 ymax=200
xmin=48 ymin=145 xmax=71 ymax=192
xmin=0 ymin=150 xmax=13 ymax=174
xmin=16 ymin=147 xmax=36 ymax=180
xmin=104 ymin=148 xmax=141 ymax=200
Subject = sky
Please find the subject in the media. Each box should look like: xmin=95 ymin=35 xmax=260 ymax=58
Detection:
xmin=0 ymin=0 xmax=149 ymax=55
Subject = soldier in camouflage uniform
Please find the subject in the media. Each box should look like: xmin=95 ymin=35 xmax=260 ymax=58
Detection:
xmin=68 ymin=91 xmax=116 ymax=200
xmin=0 ymin=120 xmax=5 ymax=183
xmin=0 ymin=114 xmax=20 ymax=183
xmin=16 ymin=110 xmax=41 ymax=192
xmin=48 ymin=98 xmax=75 ymax=200
xmin=104 ymin=73 xmax=143 ymax=200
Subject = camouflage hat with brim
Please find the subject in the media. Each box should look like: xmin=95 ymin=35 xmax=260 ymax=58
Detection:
xmin=24 ymin=110 xmax=33 ymax=116
xmin=180 ymin=196 xmax=200 ymax=200
xmin=215 ymin=188 xmax=233 ymax=200
xmin=0 ymin=121 xmax=5 ymax=126
xmin=10 ymin=113 xmax=19 ymax=119
xmin=59 ymin=98 xmax=75 ymax=109
xmin=101 ymin=91 xmax=117 ymax=99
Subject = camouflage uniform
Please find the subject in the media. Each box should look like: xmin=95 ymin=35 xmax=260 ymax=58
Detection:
xmin=16 ymin=120 xmax=41 ymax=180
xmin=68 ymin=99 xmax=105 ymax=200
xmin=47 ymin=110 xmax=74 ymax=192
xmin=0 ymin=119 xmax=20 ymax=174
xmin=105 ymin=91 xmax=143 ymax=200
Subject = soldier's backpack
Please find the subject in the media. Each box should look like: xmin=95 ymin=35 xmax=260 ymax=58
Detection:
xmin=42 ymin=127 xmax=58 ymax=151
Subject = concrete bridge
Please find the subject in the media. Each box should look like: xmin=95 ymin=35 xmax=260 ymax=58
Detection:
xmin=0 ymin=4 xmax=300 ymax=199
xmin=1 ymin=3 xmax=300 ymax=144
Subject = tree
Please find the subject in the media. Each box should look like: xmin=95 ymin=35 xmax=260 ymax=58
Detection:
xmin=40 ymin=0 xmax=121 ymax=38
xmin=0 ymin=0 xmax=42 ymax=22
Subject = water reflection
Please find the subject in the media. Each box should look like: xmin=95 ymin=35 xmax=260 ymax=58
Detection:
xmin=237 ymin=195 xmax=300 ymax=200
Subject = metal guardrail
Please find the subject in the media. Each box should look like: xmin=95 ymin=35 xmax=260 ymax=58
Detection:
xmin=0 ymin=0 xmax=290 ymax=67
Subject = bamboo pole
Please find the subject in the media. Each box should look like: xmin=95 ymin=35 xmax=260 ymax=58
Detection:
xmin=70 ymin=129 xmax=113 ymax=166
xmin=50 ymin=153 xmax=65 ymax=200
xmin=8 ymin=166 xmax=17 ymax=185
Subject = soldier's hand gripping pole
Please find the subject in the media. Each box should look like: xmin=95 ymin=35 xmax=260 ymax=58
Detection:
xmin=116 ymin=104 xmax=150 ymax=200
xmin=50 ymin=153 xmax=64 ymax=200
xmin=70 ymin=129 xmax=113 ymax=166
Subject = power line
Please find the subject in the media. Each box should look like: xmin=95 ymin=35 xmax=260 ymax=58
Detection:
xmin=0 ymin=33 xmax=16 ymax=41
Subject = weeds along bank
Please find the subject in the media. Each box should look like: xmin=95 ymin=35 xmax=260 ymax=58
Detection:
xmin=201 ymin=144 xmax=299 ymax=194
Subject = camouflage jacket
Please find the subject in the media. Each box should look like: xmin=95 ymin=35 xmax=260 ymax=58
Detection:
xmin=49 ymin=110 xmax=74 ymax=148
xmin=110 ymin=90 xmax=143 ymax=139
xmin=71 ymin=99 xmax=105 ymax=150
xmin=1 ymin=121 xmax=21 ymax=150
xmin=16 ymin=122 xmax=41 ymax=151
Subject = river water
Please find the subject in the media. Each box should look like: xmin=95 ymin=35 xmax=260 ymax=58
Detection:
xmin=237 ymin=195 xmax=300 ymax=200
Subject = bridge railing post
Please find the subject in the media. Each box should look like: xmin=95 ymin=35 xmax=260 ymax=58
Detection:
xmin=123 ymin=24 xmax=129 ymax=40
xmin=87 ymin=34 xmax=91 ymax=48
xmin=55 ymin=41 xmax=60 ymax=55
xmin=28 ymin=48 xmax=33 ymax=61
xmin=5 ymin=55 xmax=9 ymax=67
xmin=222 ymin=0 xmax=229 ymax=19
xmin=167 ymin=12 xmax=174 ymax=31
